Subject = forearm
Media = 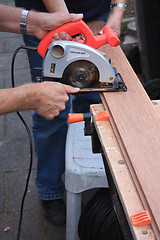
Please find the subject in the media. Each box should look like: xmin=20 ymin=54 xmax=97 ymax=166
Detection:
xmin=0 ymin=4 xmax=22 ymax=33
xmin=0 ymin=82 xmax=80 ymax=119
xmin=0 ymin=4 xmax=40 ymax=36
xmin=42 ymin=0 xmax=68 ymax=13
xmin=104 ymin=0 xmax=126 ymax=36
xmin=0 ymin=4 xmax=83 ymax=39
xmin=0 ymin=84 xmax=36 ymax=115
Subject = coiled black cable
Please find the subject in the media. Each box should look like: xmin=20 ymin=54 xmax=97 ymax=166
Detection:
xmin=78 ymin=188 xmax=125 ymax=240
xmin=11 ymin=45 xmax=37 ymax=240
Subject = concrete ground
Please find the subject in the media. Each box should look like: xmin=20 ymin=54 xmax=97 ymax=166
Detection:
xmin=0 ymin=1 xmax=135 ymax=239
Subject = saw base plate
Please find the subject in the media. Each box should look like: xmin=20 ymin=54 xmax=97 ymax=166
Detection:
xmin=41 ymin=73 xmax=127 ymax=93
xmin=75 ymin=73 xmax=127 ymax=93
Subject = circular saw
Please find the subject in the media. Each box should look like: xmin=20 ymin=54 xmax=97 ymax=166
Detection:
xmin=37 ymin=20 xmax=127 ymax=93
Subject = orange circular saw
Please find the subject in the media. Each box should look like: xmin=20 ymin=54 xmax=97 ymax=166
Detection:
xmin=37 ymin=20 xmax=127 ymax=93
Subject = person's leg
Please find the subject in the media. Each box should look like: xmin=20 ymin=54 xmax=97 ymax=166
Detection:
xmin=33 ymin=105 xmax=70 ymax=200
xmin=23 ymin=35 xmax=70 ymax=224
xmin=33 ymin=102 xmax=70 ymax=224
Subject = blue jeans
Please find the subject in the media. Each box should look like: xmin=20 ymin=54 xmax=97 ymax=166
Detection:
xmin=23 ymin=13 xmax=108 ymax=200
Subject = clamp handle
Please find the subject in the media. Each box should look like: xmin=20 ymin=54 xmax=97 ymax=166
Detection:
xmin=38 ymin=20 xmax=120 ymax=58
xmin=68 ymin=110 xmax=109 ymax=124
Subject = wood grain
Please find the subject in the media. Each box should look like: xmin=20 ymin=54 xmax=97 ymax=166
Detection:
xmin=87 ymin=21 xmax=160 ymax=239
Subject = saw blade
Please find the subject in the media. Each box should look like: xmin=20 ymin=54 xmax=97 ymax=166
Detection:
xmin=62 ymin=60 xmax=99 ymax=88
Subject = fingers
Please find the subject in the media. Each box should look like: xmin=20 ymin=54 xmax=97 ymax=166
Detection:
xmin=53 ymin=31 xmax=82 ymax=41
xmin=59 ymin=13 xmax=83 ymax=26
xmin=68 ymin=13 xmax=83 ymax=22
xmin=53 ymin=33 xmax=61 ymax=40
xmin=59 ymin=31 xmax=73 ymax=40
xmin=41 ymin=107 xmax=62 ymax=120
xmin=51 ymin=13 xmax=83 ymax=41
xmin=37 ymin=102 xmax=65 ymax=120
xmin=53 ymin=31 xmax=73 ymax=41
xmin=34 ymin=82 xmax=79 ymax=120
xmin=36 ymin=12 xmax=83 ymax=39
xmin=63 ymin=85 xmax=80 ymax=94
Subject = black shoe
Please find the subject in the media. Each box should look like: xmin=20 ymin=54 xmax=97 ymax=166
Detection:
xmin=41 ymin=199 xmax=66 ymax=225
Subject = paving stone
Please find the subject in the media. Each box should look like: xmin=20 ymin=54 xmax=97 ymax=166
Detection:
xmin=0 ymin=70 xmax=5 ymax=88
xmin=0 ymin=115 xmax=5 ymax=140
xmin=20 ymin=211 xmax=44 ymax=240
xmin=0 ymin=53 xmax=12 ymax=71
xmin=4 ymin=68 xmax=31 ymax=89
xmin=14 ymin=50 xmax=30 ymax=69
xmin=0 ymin=212 xmax=19 ymax=240
xmin=1 ymin=0 xmax=14 ymax=4
xmin=4 ymin=36 xmax=24 ymax=53
xmin=0 ymin=38 xmax=5 ymax=53
xmin=1 ymin=1 xmax=15 ymax=7
xmin=5 ymin=111 xmax=32 ymax=139
xmin=7 ymin=170 xmax=39 ymax=212
xmin=0 ymin=32 xmax=17 ymax=39
xmin=45 ymin=221 xmax=66 ymax=240
xmin=0 ymin=52 xmax=29 ymax=71
xmin=0 ymin=174 xmax=6 ymax=213
xmin=0 ymin=138 xmax=37 ymax=172
xmin=0 ymin=211 xmax=44 ymax=240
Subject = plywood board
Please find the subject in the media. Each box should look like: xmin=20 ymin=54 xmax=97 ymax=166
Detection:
xmin=87 ymin=21 xmax=160 ymax=239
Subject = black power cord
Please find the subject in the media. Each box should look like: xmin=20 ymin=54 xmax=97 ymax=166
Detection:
xmin=11 ymin=45 xmax=37 ymax=240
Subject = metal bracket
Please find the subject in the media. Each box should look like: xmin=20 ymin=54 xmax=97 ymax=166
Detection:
xmin=83 ymin=115 xmax=102 ymax=153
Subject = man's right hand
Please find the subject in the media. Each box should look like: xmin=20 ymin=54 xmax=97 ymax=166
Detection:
xmin=32 ymin=82 xmax=80 ymax=120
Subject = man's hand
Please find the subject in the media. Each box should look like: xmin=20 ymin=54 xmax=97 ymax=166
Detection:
xmin=28 ymin=11 xmax=83 ymax=39
xmin=53 ymin=31 xmax=82 ymax=41
xmin=0 ymin=82 xmax=79 ymax=119
xmin=31 ymin=82 xmax=80 ymax=120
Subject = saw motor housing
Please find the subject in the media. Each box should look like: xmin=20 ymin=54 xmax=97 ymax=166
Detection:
xmin=42 ymin=41 xmax=115 ymax=88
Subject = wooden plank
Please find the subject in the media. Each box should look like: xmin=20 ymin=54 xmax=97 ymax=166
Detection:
xmin=91 ymin=103 xmax=157 ymax=240
xmin=152 ymin=100 xmax=160 ymax=115
xmin=87 ymin=21 xmax=160 ymax=239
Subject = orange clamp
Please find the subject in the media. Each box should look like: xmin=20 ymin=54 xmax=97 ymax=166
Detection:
xmin=68 ymin=113 xmax=84 ymax=124
xmin=95 ymin=110 xmax=109 ymax=121
xmin=130 ymin=210 xmax=151 ymax=226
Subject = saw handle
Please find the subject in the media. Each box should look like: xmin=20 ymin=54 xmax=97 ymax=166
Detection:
xmin=38 ymin=20 xmax=120 ymax=58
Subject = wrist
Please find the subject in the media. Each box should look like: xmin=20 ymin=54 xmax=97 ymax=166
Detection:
xmin=23 ymin=10 xmax=37 ymax=35
xmin=20 ymin=9 xmax=29 ymax=34
xmin=19 ymin=83 xmax=38 ymax=110
xmin=26 ymin=11 xmax=47 ymax=39
xmin=110 ymin=3 xmax=126 ymax=16
xmin=110 ymin=2 xmax=127 ymax=11
xmin=111 ymin=0 xmax=126 ymax=3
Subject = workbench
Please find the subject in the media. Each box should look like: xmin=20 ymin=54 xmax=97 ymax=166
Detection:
xmin=90 ymin=100 xmax=160 ymax=240
xmin=64 ymin=20 xmax=160 ymax=239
